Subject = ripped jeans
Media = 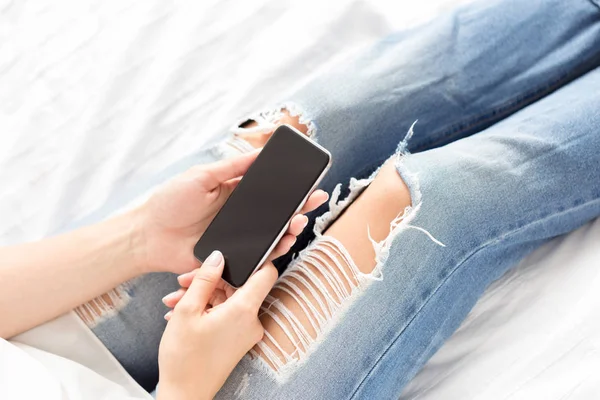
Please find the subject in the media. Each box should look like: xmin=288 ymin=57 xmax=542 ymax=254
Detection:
xmin=81 ymin=0 xmax=600 ymax=398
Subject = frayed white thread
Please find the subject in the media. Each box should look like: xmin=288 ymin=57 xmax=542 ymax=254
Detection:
xmin=230 ymin=103 xmax=316 ymax=138
xmin=230 ymin=108 xmax=284 ymax=136
xmin=404 ymin=224 xmax=445 ymax=247
xmin=314 ymin=120 xmax=443 ymax=274
xmin=367 ymin=120 xmax=444 ymax=269
xmin=74 ymin=284 xmax=131 ymax=328
xmin=396 ymin=119 xmax=417 ymax=154
xmin=227 ymin=136 xmax=256 ymax=153
xmin=211 ymin=135 xmax=256 ymax=160
xmin=367 ymin=202 xmax=445 ymax=270
xmin=254 ymin=236 xmax=375 ymax=377
xmin=249 ymin=120 xmax=445 ymax=378
xmin=276 ymin=102 xmax=317 ymax=138
xmin=313 ymin=177 xmax=372 ymax=235
xmin=232 ymin=373 xmax=250 ymax=398
xmin=223 ymin=104 xmax=315 ymax=162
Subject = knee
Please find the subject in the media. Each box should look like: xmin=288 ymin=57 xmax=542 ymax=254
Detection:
xmin=252 ymin=235 xmax=369 ymax=373
xmin=251 ymin=159 xmax=414 ymax=373
xmin=323 ymin=157 xmax=413 ymax=269
xmin=372 ymin=159 xmax=412 ymax=203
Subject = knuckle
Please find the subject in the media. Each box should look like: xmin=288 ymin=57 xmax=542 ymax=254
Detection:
xmin=251 ymin=323 xmax=264 ymax=343
xmin=194 ymin=273 xmax=217 ymax=285
xmin=235 ymin=301 xmax=257 ymax=318
xmin=183 ymin=165 xmax=212 ymax=184
xmin=241 ymin=303 xmax=256 ymax=316
xmin=176 ymin=302 xmax=197 ymax=315
xmin=193 ymin=170 xmax=212 ymax=184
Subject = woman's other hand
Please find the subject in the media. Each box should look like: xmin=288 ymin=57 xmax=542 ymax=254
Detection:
xmin=136 ymin=150 xmax=328 ymax=274
xmin=157 ymin=251 xmax=276 ymax=400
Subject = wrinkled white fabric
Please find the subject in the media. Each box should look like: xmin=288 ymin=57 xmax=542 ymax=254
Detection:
xmin=1 ymin=0 xmax=599 ymax=399
xmin=402 ymin=219 xmax=600 ymax=399
xmin=2 ymin=312 xmax=150 ymax=399
xmin=1 ymin=1 xmax=462 ymax=398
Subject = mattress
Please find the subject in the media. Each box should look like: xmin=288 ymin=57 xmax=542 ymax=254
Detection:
xmin=1 ymin=0 xmax=598 ymax=398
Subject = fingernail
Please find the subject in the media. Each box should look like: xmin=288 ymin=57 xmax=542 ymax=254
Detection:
xmin=162 ymin=292 xmax=177 ymax=304
xmin=164 ymin=311 xmax=172 ymax=321
xmin=203 ymin=250 xmax=222 ymax=268
xmin=302 ymin=215 xmax=309 ymax=228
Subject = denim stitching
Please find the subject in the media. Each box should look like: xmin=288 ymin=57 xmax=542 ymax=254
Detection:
xmin=350 ymin=195 xmax=600 ymax=399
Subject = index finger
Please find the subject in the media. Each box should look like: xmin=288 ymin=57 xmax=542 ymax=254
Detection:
xmin=299 ymin=189 xmax=329 ymax=214
xmin=230 ymin=261 xmax=278 ymax=312
xmin=177 ymin=251 xmax=224 ymax=312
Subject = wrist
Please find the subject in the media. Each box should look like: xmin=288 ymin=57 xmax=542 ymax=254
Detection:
xmin=118 ymin=207 xmax=148 ymax=276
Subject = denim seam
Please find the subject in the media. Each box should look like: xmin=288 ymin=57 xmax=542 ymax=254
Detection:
xmin=589 ymin=0 xmax=600 ymax=11
xmin=413 ymin=54 xmax=600 ymax=152
xmin=350 ymin=195 xmax=600 ymax=399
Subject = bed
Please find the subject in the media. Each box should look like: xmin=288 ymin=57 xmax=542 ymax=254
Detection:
xmin=1 ymin=0 xmax=599 ymax=398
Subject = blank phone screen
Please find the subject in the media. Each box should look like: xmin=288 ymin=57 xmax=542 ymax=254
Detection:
xmin=193 ymin=125 xmax=330 ymax=287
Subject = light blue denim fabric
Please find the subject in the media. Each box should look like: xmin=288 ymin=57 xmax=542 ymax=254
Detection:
xmin=86 ymin=0 xmax=600 ymax=397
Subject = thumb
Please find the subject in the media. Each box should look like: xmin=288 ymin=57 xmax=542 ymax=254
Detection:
xmin=176 ymin=251 xmax=224 ymax=312
xmin=200 ymin=150 xmax=260 ymax=189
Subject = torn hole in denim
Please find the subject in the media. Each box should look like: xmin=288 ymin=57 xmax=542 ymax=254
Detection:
xmin=248 ymin=121 xmax=445 ymax=378
xmin=231 ymin=103 xmax=316 ymax=137
xmin=218 ymin=103 xmax=316 ymax=159
xmin=74 ymin=283 xmax=132 ymax=328
xmin=250 ymin=235 xmax=375 ymax=376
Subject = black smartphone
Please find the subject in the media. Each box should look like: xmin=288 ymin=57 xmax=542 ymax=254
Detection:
xmin=193 ymin=125 xmax=332 ymax=288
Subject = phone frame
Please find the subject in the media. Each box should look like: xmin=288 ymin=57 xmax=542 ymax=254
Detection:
xmin=195 ymin=124 xmax=332 ymax=288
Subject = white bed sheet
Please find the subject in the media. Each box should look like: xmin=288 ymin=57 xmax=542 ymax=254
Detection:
xmin=1 ymin=0 xmax=598 ymax=398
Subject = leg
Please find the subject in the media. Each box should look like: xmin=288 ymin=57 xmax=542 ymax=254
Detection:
xmin=78 ymin=0 xmax=600 ymax=391
xmin=217 ymin=66 xmax=600 ymax=398
xmin=260 ymin=0 xmax=600 ymax=266
xmin=264 ymin=0 xmax=600 ymax=192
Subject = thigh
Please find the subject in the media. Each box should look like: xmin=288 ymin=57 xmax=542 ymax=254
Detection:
xmin=278 ymin=0 xmax=600 ymax=265
xmin=217 ymin=66 xmax=600 ymax=399
xmin=83 ymin=0 xmax=600 ymax=390
xmin=288 ymin=0 xmax=600 ymax=192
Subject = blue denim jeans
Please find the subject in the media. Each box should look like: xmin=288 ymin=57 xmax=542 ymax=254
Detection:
xmin=85 ymin=0 xmax=600 ymax=397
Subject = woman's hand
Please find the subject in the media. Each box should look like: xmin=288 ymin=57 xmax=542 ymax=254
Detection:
xmin=157 ymin=250 xmax=276 ymax=400
xmin=136 ymin=150 xmax=328 ymax=274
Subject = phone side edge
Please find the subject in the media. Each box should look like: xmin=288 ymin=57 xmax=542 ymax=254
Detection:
xmin=229 ymin=127 xmax=332 ymax=288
